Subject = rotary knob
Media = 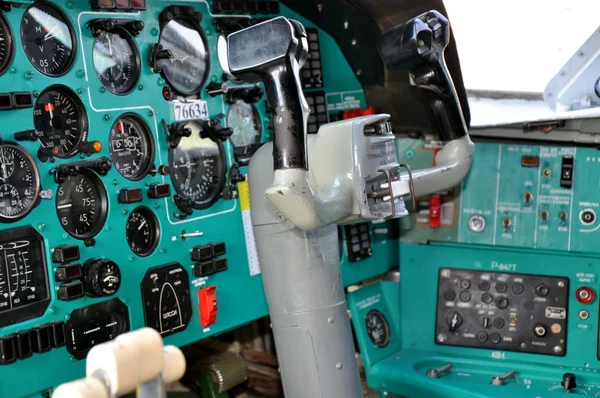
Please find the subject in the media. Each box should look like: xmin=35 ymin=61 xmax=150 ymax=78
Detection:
xmin=83 ymin=259 xmax=121 ymax=297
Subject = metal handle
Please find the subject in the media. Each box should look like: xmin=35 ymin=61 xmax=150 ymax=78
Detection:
xmin=377 ymin=10 xmax=469 ymax=141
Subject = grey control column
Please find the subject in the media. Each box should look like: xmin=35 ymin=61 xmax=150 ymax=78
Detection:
xmin=225 ymin=17 xmax=363 ymax=398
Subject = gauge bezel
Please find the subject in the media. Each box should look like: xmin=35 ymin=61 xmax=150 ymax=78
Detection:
xmin=55 ymin=168 xmax=109 ymax=240
xmin=227 ymin=99 xmax=263 ymax=164
xmin=126 ymin=206 xmax=160 ymax=257
xmin=0 ymin=12 xmax=15 ymax=76
xmin=366 ymin=309 xmax=391 ymax=348
xmin=34 ymin=85 xmax=89 ymax=159
xmin=93 ymin=26 xmax=141 ymax=96
xmin=0 ymin=226 xmax=50 ymax=327
xmin=109 ymin=113 xmax=155 ymax=181
xmin=20 ymin=2 xmax=77 ymax=77
xmin=156 ymin=17 xmax=211 ymax=96
xmin=168 ymin=122 xmax=227 ymax=210
xmin=0 ymin=142 xmax=41 ymax=223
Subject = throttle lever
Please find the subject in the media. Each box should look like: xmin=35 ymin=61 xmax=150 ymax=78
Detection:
xmin=377 ymin=10 xmax=468 ymax=141
xmin=375 ymin=11 xmax=474 ymax=199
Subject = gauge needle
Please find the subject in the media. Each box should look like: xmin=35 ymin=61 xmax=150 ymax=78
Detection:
xmin=56 ymin=203 xmax=72 ymax=209
xmin=44 ymin=26 xmax=58 ymax=41
xmin=138 ymin=219 xmax=147 ymax=231
xmin=108 ymin=36 xmax=113 ymax=56
xmin=0 ymin=150 xmax=8 ymax=180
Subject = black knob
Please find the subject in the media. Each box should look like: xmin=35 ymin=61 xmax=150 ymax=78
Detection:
xmin=561 ymin=373 xmax=577 ymax=392
xmin=446 ymin=312 xmax=463 ymax=332
xmin=83 ymin=259 xmax=121 ymax=297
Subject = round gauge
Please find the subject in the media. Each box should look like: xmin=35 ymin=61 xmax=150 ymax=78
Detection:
xmin=56 ymin=170 xmax=108 ymax=240
xmin=0 ymin=13 xmax=14 ymax=76
xmin=0 ymin=143 xmax=40 ymax=222
xmin=155 ymin=19 xmax=210 ymax=95
xmin=227 ymin=100 xmax=262 ymax=148
xmin=169 ymin=122 xmax=226 ymax=210
xmin=34 ymin=86 xmax=88 ymax=158
xmin=366 ymin=310 xmax=390 ymax=348
xmin=20 ymin=2 xmax=76 ymax=77
xmin=93 ymin=29 xmax=140 ymax=95
xmin=109 ymin=114 xmax=155 ymax=180
xmin=126 ymin=206 xmax=160 ymax=257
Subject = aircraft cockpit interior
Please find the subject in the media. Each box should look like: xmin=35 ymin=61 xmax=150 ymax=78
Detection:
xmin=0 ymin=0 xmax=599 ymax=397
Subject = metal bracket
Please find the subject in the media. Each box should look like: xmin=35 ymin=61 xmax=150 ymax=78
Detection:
xmin=377 ymin=163 xmax=416 ymax=219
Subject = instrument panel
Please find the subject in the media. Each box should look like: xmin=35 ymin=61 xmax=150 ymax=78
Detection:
xmin=0 ymin=1 xmax=389 ymax=396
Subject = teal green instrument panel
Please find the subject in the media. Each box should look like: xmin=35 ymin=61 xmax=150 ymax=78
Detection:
xmin=397 ymin=139 xmax=600 ymax=255
xmin=349 ymin=137 xmax=600 ymax=397
xmin=0 ymin=1 xmax=383 ymax=396
xmin=350 ymin=244 xmax=600 ymax=397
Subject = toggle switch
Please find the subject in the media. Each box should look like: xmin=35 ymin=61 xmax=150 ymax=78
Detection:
xmin=491 ymin=370 xmax=516 ymax=386
xmin=426 ymin=364 xmax=452 ymax=378
xmin=562 ymin=373 xmax=577 ymax=392
xmin=198 ymin=286 xmax=218 ymax=328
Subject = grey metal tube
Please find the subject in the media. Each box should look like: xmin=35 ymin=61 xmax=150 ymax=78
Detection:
xmin=249 ymin=145 xmax=363 ymax=398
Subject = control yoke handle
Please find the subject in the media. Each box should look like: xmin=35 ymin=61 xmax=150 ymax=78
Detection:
xmin=227 ymin=17 xmax=309 ymax=171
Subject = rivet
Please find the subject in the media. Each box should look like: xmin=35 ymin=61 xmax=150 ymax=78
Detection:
xmin=327 ymin=317 xmax=334 ymax=324
xmin=104 ymin=114 xmax=111 ymax=121
xmin=335 ymin=362 xmax=342 ymax=369
xmin=24 ymin=71 xmax=34 ymax=80
xmin=76 ymin=69 xmax=85 ymax=78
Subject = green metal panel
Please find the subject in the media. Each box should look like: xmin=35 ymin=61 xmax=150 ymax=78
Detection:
xmin=0 ymin=1 xmax=377 ymax=396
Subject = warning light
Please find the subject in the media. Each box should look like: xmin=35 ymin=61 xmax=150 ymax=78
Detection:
xmin=12 ymin=92 xmax=33 ymax=108
xmin=521 ymin=155 xmax=540 ymax=168
xmin=92 ymin=141 xmax=103 ymax=153
xmin=131 ymin=0 xmax=146 ymax=9
xmin=115 ymin=0 xmax=131 ymax=9
xmin=0 ymin=94 xmax=12 ymax=110
xmin=162 ymin=86 xmax=172 ymax=101
xmin=91 ymin=0 xmax=116 ymax=9
xmin=52 ymin=148 xmax=59 ymax=155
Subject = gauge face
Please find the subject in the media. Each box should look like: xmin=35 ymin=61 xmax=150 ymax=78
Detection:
xmin=109 ymin=114 xmax=154 ymax=180
xmin=34 ymin=86 xmax=88 ymax=158
xmin=0 ymin=143 xmax=40 ymax=222
xmin=0 ymin=227 xmax=50 ymax=327
xmin=20 ymin=3 xmax=75 ymax=77
xmin=366 ymin=310 xmax=390 ymax=348
xmin=141 ymin=263 xmax=192 ymax=337
xmin=0 ymin=13 xmax=14 ymax=76
xmin=156 ymin=19 xmax=209 ymax=95
xmin=56 ymin=170 xmax=108 ymax=239
xmin=227 ymin=100 xmax=262 ymax=148
xmin=169 ymin=122 xmax=226 ymax=210
xmin=93 ymin=30 xmax=140 ymax=95
xmin=126 ymin=207 xmax=160 ymax=257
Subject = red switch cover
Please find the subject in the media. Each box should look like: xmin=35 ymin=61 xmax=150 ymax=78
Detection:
xmin=429 ymin=195 xmax=441 ymax=229
xmin=198 ymin=286 xmax=217 ymax=327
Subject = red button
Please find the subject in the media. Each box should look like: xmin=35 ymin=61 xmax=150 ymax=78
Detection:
xmin=576 ymin=286 xmax=595 ymax=304
xmin=429 ymin=195 xmax=442 ymax=229
xmin=198 ymin=286 xmax=217 ymax=327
